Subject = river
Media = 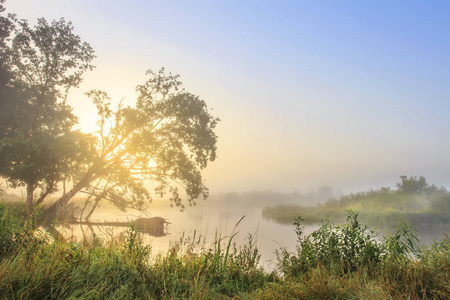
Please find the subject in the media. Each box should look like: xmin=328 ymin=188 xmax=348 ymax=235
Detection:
xmin=57 ymin=198 xmax=319 ymax=271
xmin=57 ymin=197 xmax=449 ymax=272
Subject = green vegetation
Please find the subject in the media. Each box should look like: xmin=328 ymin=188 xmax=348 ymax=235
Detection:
xmin=0 ymin=9 xmax=95 ymax=209
xmin=264 ymin=212 xmax=449 ymax=299
xmin=262 ymin=176 xmax=450 ymax=232
xmin=1 ymin=201 xmax=449 ymax=299
xmin=1 ymin=2 xmax=448 ymax=297
xmin=0 ymin=202 xmax=272 ymax=299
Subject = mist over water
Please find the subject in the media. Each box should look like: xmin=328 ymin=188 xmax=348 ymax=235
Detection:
xmin=58 ymin=189 xmax=448 ymax=271
xmin=54 ymin=192 xmax=323 ymax=267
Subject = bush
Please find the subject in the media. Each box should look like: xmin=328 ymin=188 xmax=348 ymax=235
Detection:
xmin=277 ymin=211 xmax=383 ymax=277
xmin=276 ymin=211 xmax=450 ymax=299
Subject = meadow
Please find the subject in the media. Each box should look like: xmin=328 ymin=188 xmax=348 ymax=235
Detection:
xmin=0 ymin=199 xmax=449 ymax=299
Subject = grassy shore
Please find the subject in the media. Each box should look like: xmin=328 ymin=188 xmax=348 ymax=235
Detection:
xmin=262 ymin=179 xmax=450 ymax=233
xmin=0 ymin=202 xmax=449 ymax=299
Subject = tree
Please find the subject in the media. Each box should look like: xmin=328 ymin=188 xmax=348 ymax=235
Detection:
xmin=396 ymin=176 xmax=428 ymax=194
xmin=44 ymin=68 xmax=219 ymax=223
xmin=0 ymin=6 xmax=219 ymax=223
xmin=0 ymin=11 xmax=95 ymax=209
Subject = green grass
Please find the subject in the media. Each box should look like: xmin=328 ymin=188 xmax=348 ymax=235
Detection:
xmin=0 ymin=202 xmax=273 ymax=299
xmin=264 ymin=211 xmax=450 ymax=299
xmin=0 ymin=202 xmax=449 ymax=299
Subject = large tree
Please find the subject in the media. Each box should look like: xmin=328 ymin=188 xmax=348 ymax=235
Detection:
xmin=0 ymin=11 xmax=95 ymax=208
xmin=0 ymin=6 xmax=218 ymax=222
xmin=44 ymin=68 xmax=219 ymax=223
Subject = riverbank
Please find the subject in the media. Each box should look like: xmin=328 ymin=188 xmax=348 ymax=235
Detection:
xmin=0 ymin=203 xmax=449 ymax=299
xmin=262 ymin=179 xmax=450 ymax=243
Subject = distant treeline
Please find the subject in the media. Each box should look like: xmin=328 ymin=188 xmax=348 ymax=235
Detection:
xmin=262 ymin=176 xmax=450 ymax=232
xmin=209 ymin=186 xmax=338 ymax=207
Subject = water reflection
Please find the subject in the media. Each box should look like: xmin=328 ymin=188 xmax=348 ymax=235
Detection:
xmin=57 ymin=200 xmax=317 ymax=270
xmin=57 ymin=198 xmax=448 ymax=271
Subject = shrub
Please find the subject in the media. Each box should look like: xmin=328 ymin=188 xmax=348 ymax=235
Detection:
xmin=277 ymin=211 xmax=383 ymax=278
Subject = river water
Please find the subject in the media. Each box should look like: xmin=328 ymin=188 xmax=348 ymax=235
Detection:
xmin=58 ymin=199 xmax=319 ymax=271
xmin=58 ymin=197 xmax=449 ymax=271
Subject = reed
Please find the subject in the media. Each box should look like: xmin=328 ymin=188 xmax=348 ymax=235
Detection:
xmin=0 ymin=201 xmax=448 ymax=299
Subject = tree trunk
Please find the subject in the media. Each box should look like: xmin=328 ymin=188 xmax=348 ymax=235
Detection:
xmin=35 ymin=188 xmax=51 ymax=206
xmin=79 ymin=193 xmax=94 ymax=221
xmin=84 ymin=196 xmax=101 ymax=222
xmin=26 ymin=183 xmax=34 ymax=210
xmin=43 ymin=169 xmax=96 ymax=225
xmin=45 ymin=225 xmax=65 ymax=241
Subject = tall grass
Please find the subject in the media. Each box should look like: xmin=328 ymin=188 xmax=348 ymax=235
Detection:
xmin=272 ymin=211 xmax=450 ymax=299
xmin=0 ymin=203 xmax=273 ymax=299
xmin=0 ymin=201 xmax=448 ymax=299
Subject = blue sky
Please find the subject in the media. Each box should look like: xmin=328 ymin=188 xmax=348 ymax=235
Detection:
xmin=6 ymin=0 xmax=450 ymax=193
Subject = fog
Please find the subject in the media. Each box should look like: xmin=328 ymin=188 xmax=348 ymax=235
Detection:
xmin=47 ymin=186 xmax=447 ymax=272
xmin=6 ymin=0 xmax=450 ymax=197
xmin=53 ymin=189 xmax=335 ymax=270
xmin=3 ymin=0 xmax=449 ymax=271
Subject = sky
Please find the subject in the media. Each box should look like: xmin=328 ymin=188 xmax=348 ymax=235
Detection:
xmin=5 ymin=0 xmax=450 ymax=194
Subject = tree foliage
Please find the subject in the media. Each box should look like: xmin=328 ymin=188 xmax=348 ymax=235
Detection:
xmin=45 ymin=68 xmax=219 ymax=222
xmin=0 ymin=9 xmax=95 ymax=208
xmin=1 ymin=5 xmax=219 ymax=223
xmin=396 ymin=175 xmax=434 ymax=194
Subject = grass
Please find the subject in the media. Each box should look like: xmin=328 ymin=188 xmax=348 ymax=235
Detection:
xmin=0 ymin=202 xmax=273 ymax=299
xmin=264 ymin=211 xmax=450 ymax=299
xmin=0 ymin=201 xmax=449 ymax=299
